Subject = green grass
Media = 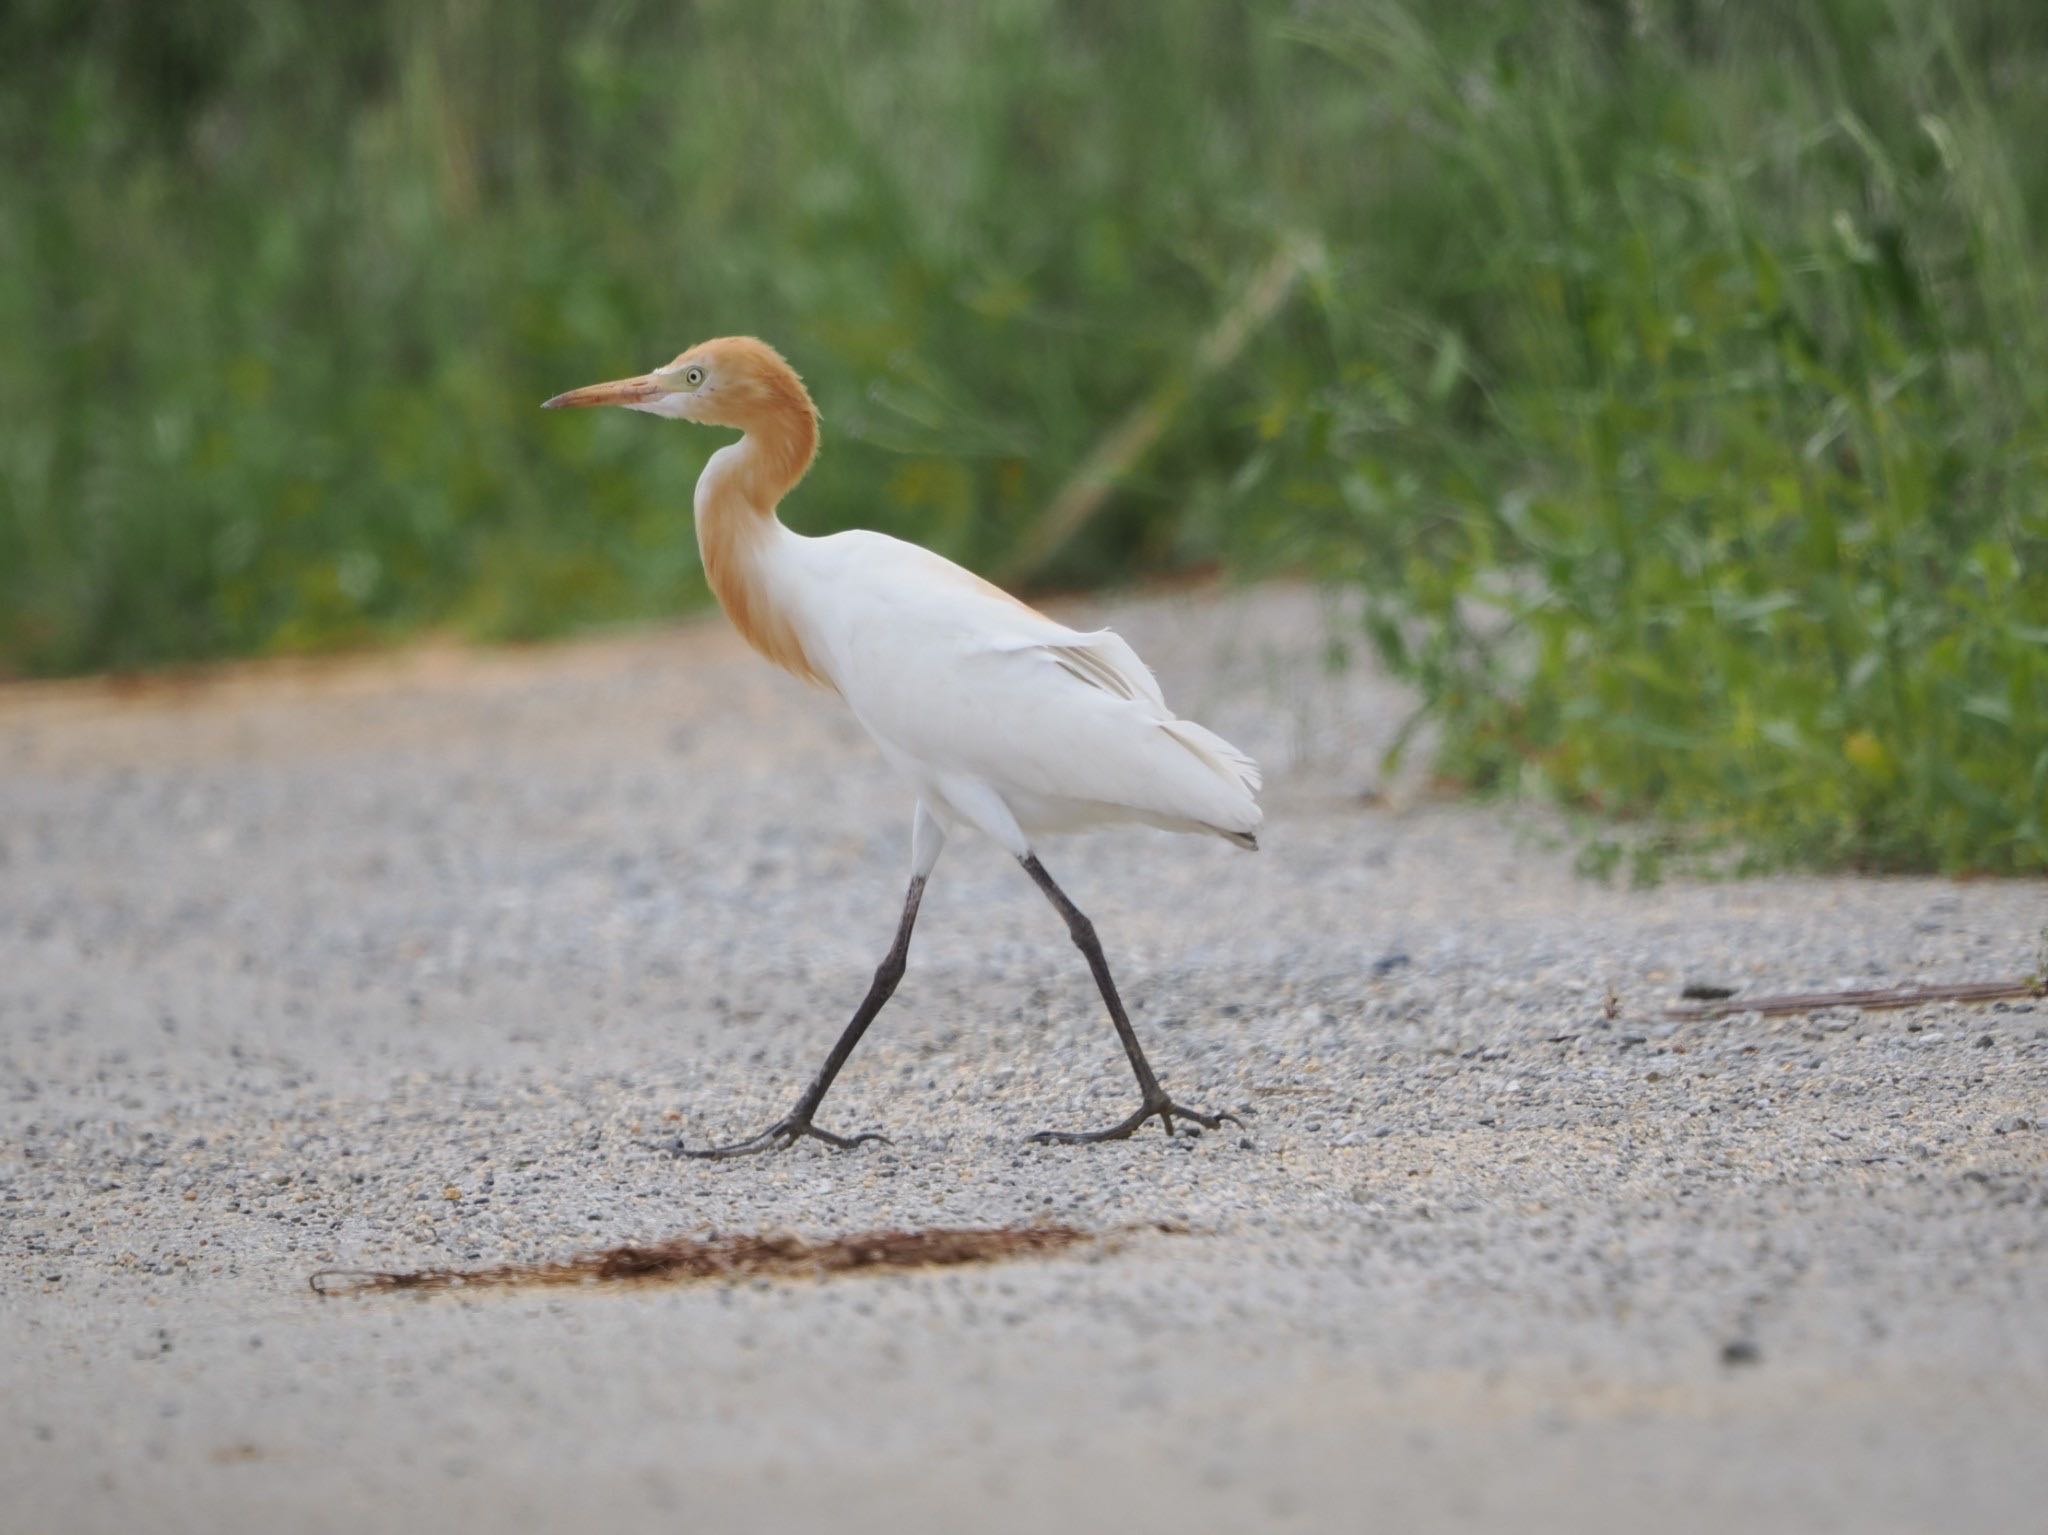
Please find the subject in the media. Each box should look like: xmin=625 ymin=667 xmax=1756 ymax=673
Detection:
xmin=2 ymin=1 xmax=2043 ymax=872
xmin=1257 ymin=2 xmax=2048 ymax=873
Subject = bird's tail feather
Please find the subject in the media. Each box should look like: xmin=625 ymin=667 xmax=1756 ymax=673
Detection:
xmin=1162 ymin=718 xmax=1263 ymax=798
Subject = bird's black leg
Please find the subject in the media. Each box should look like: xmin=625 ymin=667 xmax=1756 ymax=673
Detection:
xmin=679 ymin=874 xmax=925 ymax=1159
xmin=1018 ymin=854 xmax=1240 ymax=1145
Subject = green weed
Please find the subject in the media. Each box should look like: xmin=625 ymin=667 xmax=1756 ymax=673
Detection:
xmin=1255 ymin=1 xmax=2048 ymax=873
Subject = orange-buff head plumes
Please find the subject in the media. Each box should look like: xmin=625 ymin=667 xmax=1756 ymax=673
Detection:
xmin=544 ymin=335 xmax=820 ymax=504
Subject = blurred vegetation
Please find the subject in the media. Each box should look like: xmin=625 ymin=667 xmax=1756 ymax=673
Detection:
xmin=1 ymin=0 xmax=2043 ymax=872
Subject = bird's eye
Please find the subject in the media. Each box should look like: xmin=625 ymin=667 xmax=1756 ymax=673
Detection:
xmin=683 ymin=366 xmax=705 ymax=388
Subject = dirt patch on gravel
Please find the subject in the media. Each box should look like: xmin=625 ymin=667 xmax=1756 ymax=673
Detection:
xmin=309 ymin=1224 xmax=1100 ymax=1296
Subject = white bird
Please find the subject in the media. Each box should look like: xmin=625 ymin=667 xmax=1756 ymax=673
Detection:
xmin=545 ymin=337 xmax=1261 ymax=1154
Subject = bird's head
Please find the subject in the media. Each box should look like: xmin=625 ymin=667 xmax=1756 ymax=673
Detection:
xmin=543 ymin=336 xmax=818 ymax=438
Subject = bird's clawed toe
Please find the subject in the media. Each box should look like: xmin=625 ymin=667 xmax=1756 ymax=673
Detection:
xmin=676 ymin=1116 xmax=890 ymax=1160
xmin=1028 ymin=1096 xmax=1242 ymax=1146
xmin=805 ymin=1126 xmax=891 ymax=1153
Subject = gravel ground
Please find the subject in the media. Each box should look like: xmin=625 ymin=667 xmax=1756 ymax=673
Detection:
xmin=3 ymin=586 xmax=2044 ymax=1534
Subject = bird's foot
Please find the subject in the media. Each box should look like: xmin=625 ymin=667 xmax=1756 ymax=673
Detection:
xmin=1028 ymin=1094 xmax=1241 ymax=1146
xmin=676 ymin=1114 xmax=889 ymax=1160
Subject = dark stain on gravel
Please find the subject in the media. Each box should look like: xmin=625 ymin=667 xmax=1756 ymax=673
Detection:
xmin=309 ymin=1224 xmax=1096 ymax=1297
xmin=1720 ymin=1339 xmax=1763 ymax=1368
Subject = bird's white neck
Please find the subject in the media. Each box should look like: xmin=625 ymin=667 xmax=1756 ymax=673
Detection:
xmin=694 ymin=433 xmax=831 ymax=690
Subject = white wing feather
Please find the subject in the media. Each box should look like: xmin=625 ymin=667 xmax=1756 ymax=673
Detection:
xmin=787 ymin=530 xmax=1262 ymax=845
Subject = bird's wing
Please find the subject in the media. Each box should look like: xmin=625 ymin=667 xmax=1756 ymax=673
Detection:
xmin=998 ymin=629 xmax=1165 ymax=709
xmin=802 ymin=530 xmax=1162 ymax=705
xmin=794 ymin=531 xmax=1261 ymax=837
xmin=992 ymin=631 xmax=1258 ymax=794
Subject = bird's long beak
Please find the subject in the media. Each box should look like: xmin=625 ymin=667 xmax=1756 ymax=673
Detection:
xmin=541 ymin=372 xmax=665 ymax=410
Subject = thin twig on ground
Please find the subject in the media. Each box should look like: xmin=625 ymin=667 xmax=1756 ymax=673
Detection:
xmin=1665 ymin=978 xmax=2043 ymax=1022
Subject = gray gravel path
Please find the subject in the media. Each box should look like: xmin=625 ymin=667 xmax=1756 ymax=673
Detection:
xmin=3 ymin=587 xmax=2044 ymax=1534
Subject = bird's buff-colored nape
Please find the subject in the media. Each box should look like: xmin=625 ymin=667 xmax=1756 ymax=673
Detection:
xmin=669 ymin=336 xmax=820 ymax=506
xmin=675 ymin=338 xmax=824 ymax=687
xmin=545 ymin=336 xmax=827 ymax=687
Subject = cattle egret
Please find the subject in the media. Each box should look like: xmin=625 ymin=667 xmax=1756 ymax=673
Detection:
xmin=545 ymin=337 xmax=1261 ymax=1154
